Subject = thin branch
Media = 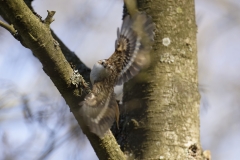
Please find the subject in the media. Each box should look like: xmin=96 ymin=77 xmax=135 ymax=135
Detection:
xmin=124 ymin=0 xmax=138 ymax=16
xmin=203 ymin=150 xmax=211 ymax=160
xmin=44 ymin=10 xmax=55 ymax=26
xmin=0 ymin=20 xmax=17 ymax=35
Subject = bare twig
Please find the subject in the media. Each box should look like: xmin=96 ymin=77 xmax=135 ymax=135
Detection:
xmin=0 ymin=20 xmax=17 ymax=35
xmin=124 ymin=0 xmax=138 ymax=16
xmin=44 ymin=10 xmax=56 ymax=26
xmin=203 ymin=150 xmax=211 ymax=160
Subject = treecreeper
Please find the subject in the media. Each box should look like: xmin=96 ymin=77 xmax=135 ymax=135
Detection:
xmin=79 ymin=12 xmax=155 ymax=137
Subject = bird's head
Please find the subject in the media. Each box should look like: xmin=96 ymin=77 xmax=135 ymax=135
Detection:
xmin=90 ymin=59 xmax=111 ymax=85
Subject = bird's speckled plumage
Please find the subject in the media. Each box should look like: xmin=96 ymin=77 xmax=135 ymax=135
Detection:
xmin=80 ymin=12 xmax=155 ymax=137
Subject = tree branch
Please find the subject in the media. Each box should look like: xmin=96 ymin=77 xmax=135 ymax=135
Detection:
xmin=0 ymin=20 xmax=17 ymax=35
xmin=0 ymin=0 xmax=125 ymax=159
xmin=0 ymin=1 xmax=91 ymax=82
xmin=44 ymin=10 xmax=55 ymax=26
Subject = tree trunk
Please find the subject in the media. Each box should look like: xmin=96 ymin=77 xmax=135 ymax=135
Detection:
xmin=118 ymin=0 xmax=202 ymax=159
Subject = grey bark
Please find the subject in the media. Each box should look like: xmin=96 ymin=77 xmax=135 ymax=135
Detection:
xmin=116 ymin=0 xmax=204 ymax=159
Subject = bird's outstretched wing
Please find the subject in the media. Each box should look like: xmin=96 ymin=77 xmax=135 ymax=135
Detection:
xmin=108 ymin=12 xmax=155 ymax=85
xmin=79 ymin=83 xmax=119 ymax=137
xmin=79 ymin=12 xmax=154 ymax=137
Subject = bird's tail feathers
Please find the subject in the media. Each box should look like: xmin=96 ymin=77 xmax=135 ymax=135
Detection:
xmin=79 ymin=91 xmax=119 ymax=137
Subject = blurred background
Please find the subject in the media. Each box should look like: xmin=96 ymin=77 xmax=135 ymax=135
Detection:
xmin=0 ymin=0 xmax=240 ymax=159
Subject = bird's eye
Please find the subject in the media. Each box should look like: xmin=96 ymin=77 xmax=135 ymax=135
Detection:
xmin=101 ymin=61 xmax=104 ymax=65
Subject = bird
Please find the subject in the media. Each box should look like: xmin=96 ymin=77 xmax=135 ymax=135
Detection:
xmin=79 ymin=12 xmax=155 ymax=137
